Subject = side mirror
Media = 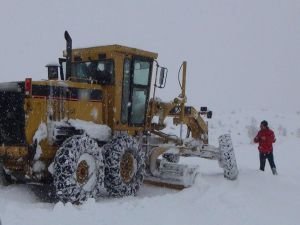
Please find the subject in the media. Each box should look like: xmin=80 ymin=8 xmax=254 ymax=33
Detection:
xmin=207 ymin=111 xmax=213 ymax=119
xmin=157 ymin=67 xmax=168 ymax=88
xmin=46 ymin=64 xmax=59 ymax=80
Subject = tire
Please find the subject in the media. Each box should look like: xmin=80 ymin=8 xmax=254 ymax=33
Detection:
xmin=103 ymin=135 xmax=145 ymax=197
xmin=53 ymin=135 xmax=104 ymax=203
xmin=218 ymin=134 xmax=238 ymax=180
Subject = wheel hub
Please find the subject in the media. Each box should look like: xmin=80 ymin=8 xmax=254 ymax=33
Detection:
xmin=120 ymin=152 xmax=135 ymax=183
xmin=76 ymin=160 xmax=89 ymax=184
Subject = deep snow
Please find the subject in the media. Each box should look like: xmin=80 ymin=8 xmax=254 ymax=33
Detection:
xmin=0 ymin=109 xmax=299 ymax=225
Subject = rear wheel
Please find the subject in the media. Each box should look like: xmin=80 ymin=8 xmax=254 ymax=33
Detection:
xmin=103 ymin=135 xmax=145 ymax=197
xmin=53 ymin=135 xmax=104 ymax=203
xmin=218 ymin=134 xmax=238 ymax=180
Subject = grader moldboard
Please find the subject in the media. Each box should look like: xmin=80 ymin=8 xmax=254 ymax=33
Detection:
xmin=0 ymin=31 xmax=238 ymax=203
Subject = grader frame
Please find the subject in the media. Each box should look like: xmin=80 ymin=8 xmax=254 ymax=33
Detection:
xmin=0 ymin=31 xmax=238 ymax=203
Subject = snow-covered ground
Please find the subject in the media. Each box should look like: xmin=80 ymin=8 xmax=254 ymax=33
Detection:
xmin=0 ymin=109 xmax=299 ymax=225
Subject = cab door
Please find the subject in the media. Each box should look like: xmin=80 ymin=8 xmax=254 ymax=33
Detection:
xmin=121 ymin=57 xmax=152 ymax=126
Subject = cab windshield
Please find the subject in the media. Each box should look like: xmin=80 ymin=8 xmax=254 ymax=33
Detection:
xmin=71 ymin=60 xmax=114 ymax=84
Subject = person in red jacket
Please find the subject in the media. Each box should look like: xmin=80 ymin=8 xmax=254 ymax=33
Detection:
xmin=254 ymin=120 xmax=277 ymax=175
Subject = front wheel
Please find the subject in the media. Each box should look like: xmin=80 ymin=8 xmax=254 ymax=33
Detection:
xmin=218 ymin=134 xmax=238 ymax=180
xmin=53 ymin=135 xmax=104 ymax=203
xmin=103 ymin=135 xmax=145 ymax=197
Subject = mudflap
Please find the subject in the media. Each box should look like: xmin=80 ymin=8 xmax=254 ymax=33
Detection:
xmin=144 ymin=159 xmax=199 ymax=189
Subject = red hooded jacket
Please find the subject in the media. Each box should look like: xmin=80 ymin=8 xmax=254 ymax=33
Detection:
xmin=254 ymin=128 xmax=276 ymax=153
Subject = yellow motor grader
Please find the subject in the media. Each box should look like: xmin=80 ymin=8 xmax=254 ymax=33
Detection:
xmin=0 ymin=31 xmax=238 ymax=203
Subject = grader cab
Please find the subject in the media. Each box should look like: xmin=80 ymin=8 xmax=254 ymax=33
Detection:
xmin=0 ymin=31 xmax=238 ymax=203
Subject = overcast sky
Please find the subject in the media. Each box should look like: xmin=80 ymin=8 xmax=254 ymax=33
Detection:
xmin=0 ymin=0 xmax=299 ymax=111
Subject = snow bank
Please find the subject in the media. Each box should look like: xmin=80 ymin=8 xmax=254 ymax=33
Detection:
xmin=208 ymin=109 xmax=300 ymax=146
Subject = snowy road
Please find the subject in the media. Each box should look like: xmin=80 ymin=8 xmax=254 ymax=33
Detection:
xmin=0 ymin=140 xmax=299 ymax=225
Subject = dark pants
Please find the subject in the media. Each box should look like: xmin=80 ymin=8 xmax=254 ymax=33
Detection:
xmin=259 ymin=152 xmax=276 ymax=171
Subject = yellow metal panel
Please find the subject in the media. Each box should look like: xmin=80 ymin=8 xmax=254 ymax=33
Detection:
xmin=25 ymin=98 xmax=47 ymax=145
xmin=68 ymin=100 xmax=103 ymax=123
xmin=32 ymin=80 xmax=103 ymax=91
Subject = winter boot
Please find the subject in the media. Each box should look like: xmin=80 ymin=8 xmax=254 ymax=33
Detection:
xmin=271 ymin=168 xmax=278 ymax=175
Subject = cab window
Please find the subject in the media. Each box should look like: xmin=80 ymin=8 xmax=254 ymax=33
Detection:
xmin=133 ymin=60 xmax=150 ymax=85
xmin=72 ymin=60 xmax=114 ymax=84
xmin=130 ymin=60 xmax=151 ymax=124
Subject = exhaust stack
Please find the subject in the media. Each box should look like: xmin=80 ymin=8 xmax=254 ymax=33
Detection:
xmin=64 ymin=31 xmax=72 ymax=80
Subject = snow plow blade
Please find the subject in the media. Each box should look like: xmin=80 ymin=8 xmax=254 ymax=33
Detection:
xmin=144 ymin=159 xmax=199 ymax=189
xmin=143 ymin=134 xmax=238 ymax=189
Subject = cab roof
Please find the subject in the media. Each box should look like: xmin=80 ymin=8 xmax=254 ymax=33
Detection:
xmin=65 ymin=44 xmax=158 ymax=60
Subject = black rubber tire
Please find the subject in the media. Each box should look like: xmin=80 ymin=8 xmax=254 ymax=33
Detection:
xmin=218 ymin=134 xmax=238 ymax=180
xmin=103 ymin=135 xmax=145 ymax=197
xmin=53 ymin=135 xmax=104 ymax=203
